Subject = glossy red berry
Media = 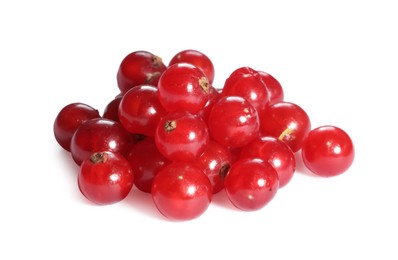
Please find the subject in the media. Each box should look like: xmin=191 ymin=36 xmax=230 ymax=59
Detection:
xmin=196 ymin=85 xmax=220 ymax=123
xmin=196 ymin=140 xmax=232 ymax=194
xmin=117 ymin=50 xmax=167 ymax=94
xmin=157 ymin=63 xmax=210 ymax=114
xmin=70 ymin=118 xmax=134 ymax=165
xmin=127 ymin=138 xmax=170 ymax=193
xmin=260 ymin=101 xmax=311 ymax=152
xmin=118 ymin=85 xmax=167 ymax=137
xmin=301 ymin=125 xmax=354 ymax=177
xmin=169 ymin=49 xmax=215 ymax=84
xmin=155 ymin=112 xmax=209 ymax=162
xmin=208 ymin=96 xmax=260 ymax=148
xmin=240 ymin=136 xmax=295 ymax=188
xmin=78 ymin=151 xmax=134 ymax=205
xmin=102 ymin=95 xmax=123 ymax=123
xmin=224 ymin=158 xmax=279 ymax=211
xmin=258 ymin=71 xmax=284 ymax=105
xmin=54 ymin=102 xmax=100 ymax=151
xmin=151 ymin=162 xmax=212 ymax=221
xmin=222 ymin=67 xmax=270 ymax=114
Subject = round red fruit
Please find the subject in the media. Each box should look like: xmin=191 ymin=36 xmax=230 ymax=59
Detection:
xmin=301 ymin=125 xmax=354 ymax=177
xmin=257 ymin=71 xmax=284 ymax=105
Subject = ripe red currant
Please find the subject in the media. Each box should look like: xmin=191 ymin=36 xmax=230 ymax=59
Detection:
xmin=117 ymin=50 xmax=167 ymax=94
xmin=260 ymin=101 xmax=311 ymax=152
xmin=118 ymin=85 xmax=167 ymax=137
xmin=151 ymin=162 xmax=212 ymax=221
xmin=154 ymin=112 xmax=209 ymax=162
xmin=54 ymin=102 xmax=100 ymax=151
xmin=224 ymin=158 xmax=279 ymax=211
xmin=157 ymin=63 xmax=210 ymax=114
xmin=301 ymin=125 xmax=354 ymax=177
xmin=169 ymin=49 xmax=215 ymax=84
xmin=208 ymin=96 xmax=260 ymax=148
xmin=258 ymin=71 xmax=284 ymax=105
xmin=78 ymin=151 xmax=134 ymax=205
xmin=102 ymin=94 xmax=123 ymax=123
xmin=71 ymin=118 xmax=134 ymax=165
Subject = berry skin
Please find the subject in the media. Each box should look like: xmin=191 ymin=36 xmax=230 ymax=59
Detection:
xmin=301 ymin=125 xmax=354 ymax=177
xmin=78 ymin=151 xmax=134 ymax=205
xmin=151 ymin=162 xmax=212 ymax=221
xmin=208 ymin=96 xmax=260 ymax=148
xmin=54 ymin=103 xmax=100 ymax=151
xmin=102 ymin=94 xmax=123 ymax=123
xmin=258 ymin=71 xmax=284 ymax=105
xmin=155 ymin=112 xmax=210 ymax=162
xmin=260 ymin=101 xmax=311 ymax=153
xmin=169 ymin=49 xmax=215 ymax=84
xmin=222 ymin=67 xmax=270 ymax=114
xmin=157 ymin=63 xmax=210 ymax=114
xmin=240 ymin=136 xmax=296 ymax=188
xmin=118 ymin=85 xmax=167 ymax=137
xmin=70 ymin=118 xmax=134 ymax=165
xmin=117 ymin=50 xmax=167 ymax=94
xmin=224 ymin=158 xmax=279 ymax=211
xmin=127 ymin=138 xmax=170 ymax=193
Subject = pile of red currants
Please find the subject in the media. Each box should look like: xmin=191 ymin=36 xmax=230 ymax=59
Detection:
xmin=54 ymin=50 xmax=355 ymax=221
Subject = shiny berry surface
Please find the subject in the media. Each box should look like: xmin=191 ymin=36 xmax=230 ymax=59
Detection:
xmin=301 ymin=125 xmax=354 ymax=177
xmin=54 ymin=103 xmax=100 ymax=151
xmin=208 ymin=96 xmax=260 ymax=148
xmin=155 ymin=112 xmax=209 ymax=162
xmin=224 ymin=158 xmax=279 ymax=211
xmin=71 ymin=118 xmax=134 ymax=165
xmin=102 ymin=95 xmax=123 ymax=123
xmin=260 ymin=101 xmax=311 ymax=152
xmin=157 ymin=63 xmax=210 ymax=114
xmin=169 ymin=49 xmax=215 ymax=84
xmin=119 ymin=85 xmax=167 ymax=137
xmin=117 ymin=50 xmax=166 ymax=94
xmin=151 ymin=162 xmax=212 ymax=221
xmin=78 ymin=151 xmax=134 ymax=205
xmin=127 ymin=138 xmax=170 ymax=193
xmin=240 ymin=136 xmax=296 ymax=188
xmin=258 ymin=71 xmax=284 ymax=105
xmin=222 ymin=67 xmax=270 ymax=114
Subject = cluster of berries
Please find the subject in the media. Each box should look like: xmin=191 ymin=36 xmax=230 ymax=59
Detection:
xmin=54 ymin=49 xmax=355 ymax=221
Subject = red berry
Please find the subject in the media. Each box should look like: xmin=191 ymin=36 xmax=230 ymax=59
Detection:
xmin=240 ymin=136 xmax=295 ymax=188
xmin=118 ymin=85 xmax=167 ymax=137
xmin=117 ymin=50 xmax=167 ymax=94
xmin=208 ymin=96 xmax=260 ymax=148
xmin=157 ymin=63 xmax=210 ymax=114
xmin=151 ymin=162 xmax=212 ymax=221
xmin=196 ymin=140 xmax=232 ymax=194
xmin=224 ymin=158 xmax=279 ymax=211
xmin=222 ymin=67 xmax=270 ymax=114
xmin=78 ymin=151 xmax=134 ymax=205
xmin=196 ymin=85 xmax=220 ymax=123
xmin=260 ymin=101 xmax=311 ymax=152
xmin=155 ymin=112 xmax=209 ymax=162
xmin=127 ymin=138 xmax=170 ymax=193
xmin=70 ymin=118 xmax=134 ymax=165
xmin=169 ymin=49 xmax=215 ymax=84
xmin=103 ymin=95 xmax=123 ymax=123
xmin=258 ymin=71 xmax=284 ymax=105
xmin=54 ymin=103 xmax=100 ymax=151
xmin=301 ymin=125 xmax=354 ymax=177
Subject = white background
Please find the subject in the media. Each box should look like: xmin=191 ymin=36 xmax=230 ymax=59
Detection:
xmin=1 ymin=0 xmax=397 ymax=259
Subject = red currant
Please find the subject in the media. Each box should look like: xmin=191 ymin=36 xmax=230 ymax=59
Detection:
xmin=169 ymin=49 xmax=215 ymax=84
xmin=301 ymin=125 xmax=354 ymax=177
xmin=224 ymin=158 xmax=279 ymax=211
xmin=117 ymin=50 xmax=166 ymax=94
xmin=102 ymin=94 xmax=123 ymax=123
xmin=78 ymin=151 xmax=134 ymax=205
xmin=154 ymin=112 xmax=209 ymax=162
xmin=157 ymin=63 xmax=210 ymax=114
xmin=54 ymin=102 xmax=100 ymax=151
xmin=240 ymin=136 xmax=295 ymax=188
xmin=151 ymin=162 xmax=212 ymax=221
xmin=258 ymin=71 xmax=284 ymax=105
xmin=208 ymin=96 xmax=260 ymax=148
xmin=118 ymin=85 xmax=167 ymax=137
xmin=70 ymin=118 xmax=134 ymax=165
xmin=260 ymin=101 xmax=311 ymax=152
